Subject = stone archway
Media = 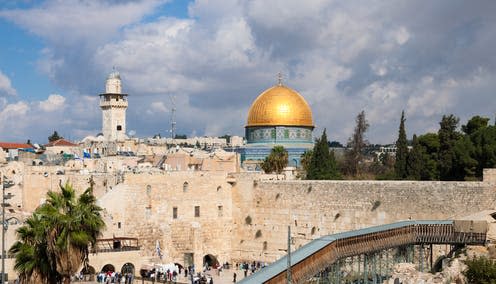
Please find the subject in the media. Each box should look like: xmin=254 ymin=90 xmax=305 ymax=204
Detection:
xmin=101 ymin=264 xmax=115 ymax=273
xmin=203 ymin=254 xmax=219 ymax=269
xmin=121 ymin=263 xmax=135 ymax=275
xmin=80 ymin=265 xmax=96 ymax=281
xmin=81 ymin=265 xmax=96 ymax=274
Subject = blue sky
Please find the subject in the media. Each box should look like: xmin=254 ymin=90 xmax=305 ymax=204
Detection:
xmin=1 ymin=0 xmax=496 ymax=144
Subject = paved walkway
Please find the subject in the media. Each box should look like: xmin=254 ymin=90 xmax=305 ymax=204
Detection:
xmin=74 ymin=268 xmax=252 ymax=284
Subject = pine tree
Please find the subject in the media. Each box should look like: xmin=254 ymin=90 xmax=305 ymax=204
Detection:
xmin=394 ymin=111 xmax=408 ymax=179
xmin=48 ymin=131 xmax=62 ymax=142
xmin=438 ymin=114 xmax=460 ymax=180
xmin=307 ymin=129 xmax=341 ymax=180
xmin=407 ymin=134 xmax=422 ymax=180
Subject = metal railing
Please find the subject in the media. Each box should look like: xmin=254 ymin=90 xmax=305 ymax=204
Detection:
xmin=241 ymin=220 xmax=487 ymax=284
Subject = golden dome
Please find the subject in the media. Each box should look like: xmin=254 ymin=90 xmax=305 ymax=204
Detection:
xmin=246 ymin=84 xmax=314 ymax=128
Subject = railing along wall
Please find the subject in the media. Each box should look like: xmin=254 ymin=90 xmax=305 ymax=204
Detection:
xmin=242 ymin=220 xmax=487 ymax=284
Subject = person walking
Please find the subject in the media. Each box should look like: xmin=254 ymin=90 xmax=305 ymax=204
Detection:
xmin=233 ymin=272 xmax=237 ymax=283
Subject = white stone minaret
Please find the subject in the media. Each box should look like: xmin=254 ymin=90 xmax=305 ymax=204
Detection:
xmin=100 ymin=70 xmax=128 ymax=141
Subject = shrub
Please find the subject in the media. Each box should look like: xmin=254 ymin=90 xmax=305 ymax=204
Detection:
xmin=245 ymin=215 xmax=252 ymax=225
xmin=463 ymin=256 xmax=496 ymax=283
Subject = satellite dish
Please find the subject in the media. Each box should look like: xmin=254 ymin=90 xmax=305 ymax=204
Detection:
xmin=128 ymin=130 xmax=136 ymax=137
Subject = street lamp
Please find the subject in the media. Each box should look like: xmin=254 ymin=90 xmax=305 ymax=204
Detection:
xmin=1 ymin=176 xmax=14 ymax=284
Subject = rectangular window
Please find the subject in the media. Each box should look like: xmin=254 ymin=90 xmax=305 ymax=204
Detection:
xmin=194 ymin=206 xmax=200 ymax=217
xmin=173 ymin=207 xmax=178 ymax=219
xmin=117 ymin=222 xmax=121 ymax=229
xmin=218 ymin=205 xmax=223 ymax=217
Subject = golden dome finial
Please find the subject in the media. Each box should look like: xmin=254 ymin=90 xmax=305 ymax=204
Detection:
xmin=277 ymin=72 xmax=283 ymax=86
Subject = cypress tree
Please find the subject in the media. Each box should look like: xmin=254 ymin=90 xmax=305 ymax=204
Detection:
xmin=307 ymin=129 xmax=340 ymax=180
xmin=394 ymin=111 xmax=408 ymax=179
xmin=407 ymin=134 xmax=422 ymax=180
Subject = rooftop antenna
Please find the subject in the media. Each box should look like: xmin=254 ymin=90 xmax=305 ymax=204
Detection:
xmin=169 ymin=95 xmax=177 ymax=139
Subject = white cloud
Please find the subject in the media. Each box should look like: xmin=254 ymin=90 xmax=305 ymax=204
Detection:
xmin=2 ymin=0 xmax=496 ymax=143
xmin=39 ymin=94 xmax=66 ymax=112
xmin=394 ymin=26 xmax=410 ymax=45
xmin=0 ymin=70 xmax=17 ymax=97
xmin=149 ymin=101 xmax=168 ymax=113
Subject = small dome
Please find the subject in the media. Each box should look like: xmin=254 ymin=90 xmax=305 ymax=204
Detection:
xmin=107 ymin=70 xmax=121 ymax=80
xmin=246 ymin=84 xmax=314 ymax=128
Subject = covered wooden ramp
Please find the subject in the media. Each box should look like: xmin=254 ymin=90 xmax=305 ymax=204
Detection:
xmin=240 ymin=220 xmax=487 ymax=284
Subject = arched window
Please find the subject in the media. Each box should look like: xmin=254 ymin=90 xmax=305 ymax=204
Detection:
xmin=183 ymin=182 xmax=189 ymax=192
xmin=146 ymin=185 xmax=151 ymax=196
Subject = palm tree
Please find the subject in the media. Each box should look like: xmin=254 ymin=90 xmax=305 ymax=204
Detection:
xmin=9 ymin=214 xmax=58 ymax=283
xmin=10 ymin=183 xmax=105 ymax=284
xmin=261 ymin=146 xmax=289 ymax=174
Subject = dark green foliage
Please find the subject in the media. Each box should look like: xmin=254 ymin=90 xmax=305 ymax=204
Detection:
xmin=372 ymin=152 xmax=395 ymax=180
xmin=371 ymin=200 xmax=381 ymax=211
xmin=306 ymin=129 xmax=341 ymax=180
xmin=462 ymin=115 xmax=490 ymax=135
xmin=299 ymin=150 xmax=313 ymax=177
xmin=467 ymin=125 xmax=496 ymax=178
xmin=10 ymin=183 xmax=105 ymax=283
xmin=463 ymin=256 xmax=496 ymax=283
xmin=453 ymin=136 xmax=478 ymax=180
xmin=395 ymin=111 xmax=408 ymax=179
xmin=245 ymin=215 xmax=252 ymax=225
xmin=407 ymin=134 xmax=422 ymax=180
xmin=174 ymin=134 xmax=187 ymax=139
xmin=261 ymin=146 xmax=288 ymax=174
xmin=255 ymin=230 xmax=262 ymax=238
xmin=417 ymin=133 xmax=440 ymax=180
xmin=438 ymin=114 xmax=461 ymax=180
xmin=48 ymin=131 xmax=62 ymax=142
xmin=329 ymin=141 xmax=344 ymax=148
xmin=344 ymin=111 xmax=369 ymax=177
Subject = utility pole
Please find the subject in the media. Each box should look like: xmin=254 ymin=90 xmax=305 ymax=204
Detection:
xmin=287 ymin=225 xmax=292 ymax=284
xmin=1 ymin=175 xmax=14 ymax=284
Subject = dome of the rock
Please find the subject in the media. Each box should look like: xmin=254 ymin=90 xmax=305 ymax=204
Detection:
xmin=246 ymin=85 xmax=314 ymax=128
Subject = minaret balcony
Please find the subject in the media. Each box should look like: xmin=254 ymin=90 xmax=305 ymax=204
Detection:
xmin=100 ymin=100 xmax=128 ymax=108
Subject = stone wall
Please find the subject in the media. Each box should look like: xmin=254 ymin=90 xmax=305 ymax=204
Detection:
xmin=3 ymin=163 xmax=496 ymax=279
xmin=231 ymin=175 xmax=496 ymax=263
xmin=97 ymin=171 xmax=234 ymax=270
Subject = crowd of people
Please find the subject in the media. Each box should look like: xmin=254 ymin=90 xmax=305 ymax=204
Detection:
xmin=96 ymin=271 xmax=134 ymax=283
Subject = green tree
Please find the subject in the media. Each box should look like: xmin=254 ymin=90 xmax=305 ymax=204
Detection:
xmin=261 ymin=146 xmax=289 ymax=174
xmin=417 ymin=133 xmax=440 ymax=180
xmin=452 ymin=135 xmax=478 ymax=180
xmin=468 ymin=125 xmax=496 ymax=178
xmin=406 ymin=134 xmax=422 ymax=180
xmin=10 ymin=183 xmax=105 ymax=284
xmin=307 ymin=129 xmax=341 ymax=180
xmin=9 ymin=214 xmax=59 ymax=283
xmin=344 ymin=111 xmax=369 ymax=177
xmin=394 ymin=111 xmax=408 ymax=179
xmin=463 ymin=256 xmax=496 ymax=284
xmin=438 ymin=114 xmax=461 ymax=180
xmin=462 ymin=115 xmax=490 ymax=135
xmin=299 ymin=150 xmax=313 ymax=178
xmin=48 ymin=131 xmax=63 ymax=142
